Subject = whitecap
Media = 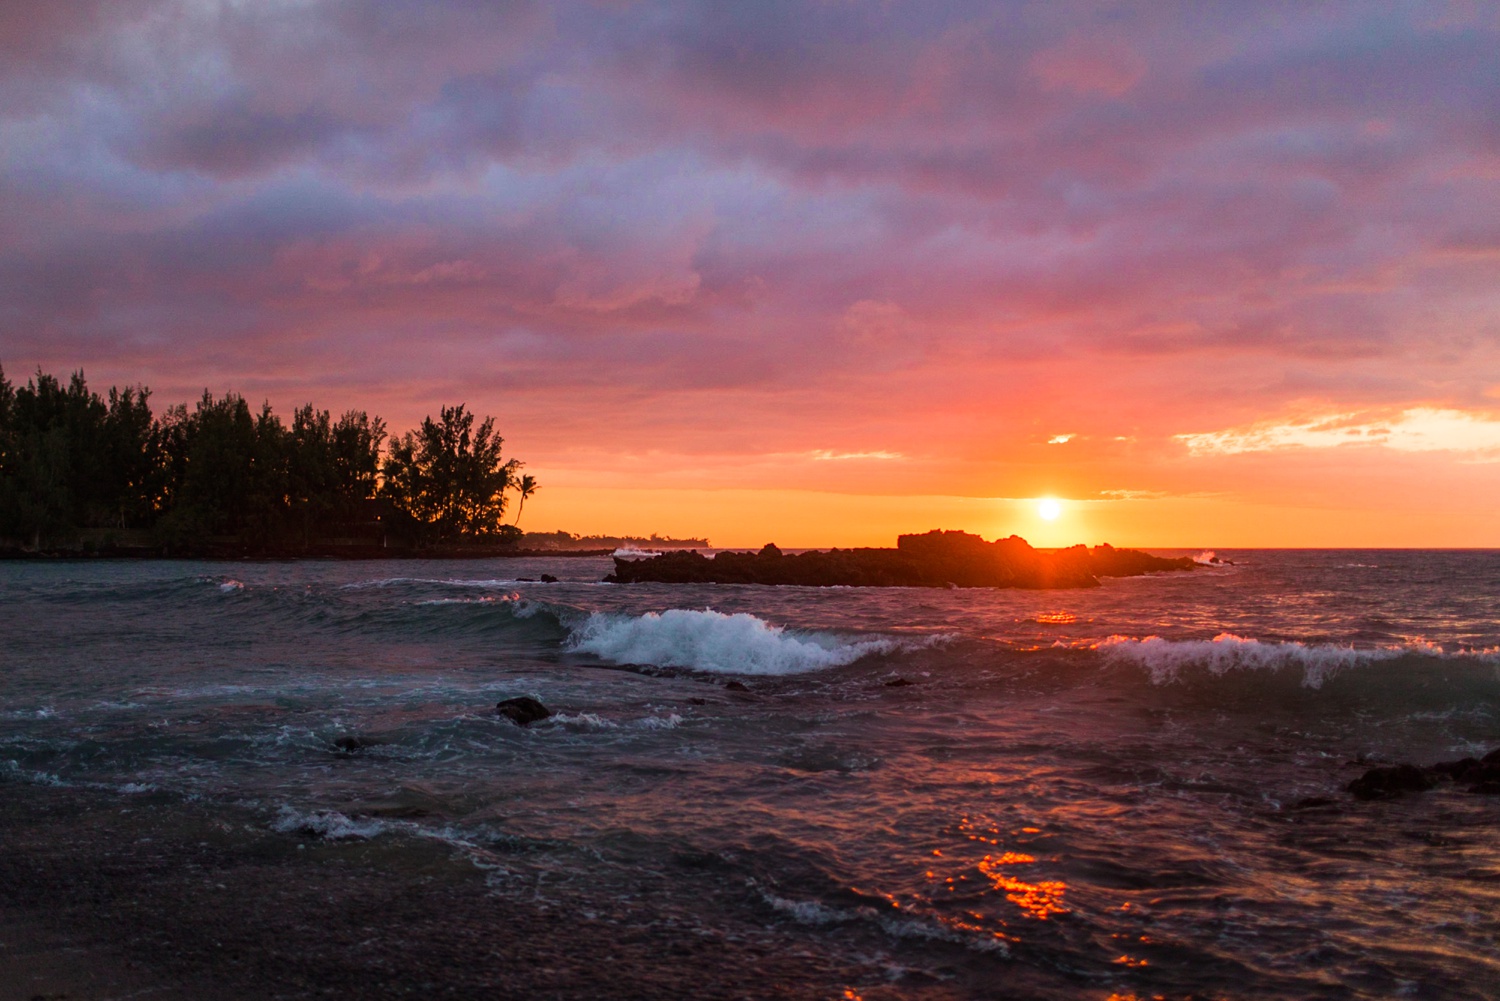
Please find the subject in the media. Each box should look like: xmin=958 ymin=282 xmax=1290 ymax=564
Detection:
xmin=636 ymin=713 xmax=684 ymax=729
xmin=565 ymin=608 xmax=912 ymax=675
xmin=548 ymin=712 xmax=620 ymax=729
xmin=272 ymin=806 xmax=385 ymax=841
xmin=1099 ymin=633 xmax=1413 ymax=688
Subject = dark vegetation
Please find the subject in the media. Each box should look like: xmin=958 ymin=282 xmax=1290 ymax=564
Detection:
xmin=0 ymin=366 xmax=533 ymax=555
xmin=520 ymin=530 xmax=710 ymax=550
xmin=606 ymin=529 xmax=1196 ymax=588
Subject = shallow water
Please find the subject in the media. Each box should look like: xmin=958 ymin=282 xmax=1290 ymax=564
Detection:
xmin=2 ymin=551 xmax=1499 ymax=999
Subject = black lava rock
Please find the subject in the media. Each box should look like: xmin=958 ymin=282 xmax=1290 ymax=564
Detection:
xmin=496 ymin=696 xmax=553 ymax=726
xmin=1429 ymin=756 xmax=1482 ymax=781
xmin=1347 ymin=764 xmax=1435 ymax=800
xmin=723 ymin=681 xmax=749 ymax=692
xmin=539 ymin=574 xmax=559 ymax=583
xmin=884 ymin=677 xmax=914 ymax=687
xmin=602 ymin=530 xmax=1194 ymax=589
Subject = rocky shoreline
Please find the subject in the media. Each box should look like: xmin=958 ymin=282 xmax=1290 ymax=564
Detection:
xmin=605 ymin=530 xmax=1196 ymax=588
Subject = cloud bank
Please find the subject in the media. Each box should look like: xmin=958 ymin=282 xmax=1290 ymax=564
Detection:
xmin=2 ymin=1 xmax=1498 ymax=541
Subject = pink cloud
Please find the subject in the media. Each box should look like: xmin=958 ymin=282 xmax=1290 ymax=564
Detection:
xmin=2 ymin=1 xmax=1499 ymax=538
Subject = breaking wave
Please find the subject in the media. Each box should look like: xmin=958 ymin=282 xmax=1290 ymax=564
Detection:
xmin=1098 ymin=632 xmax=1500 ymax=688
xmin=272 ymin=806 xmax=385 ymax=841
xmin=564 ymin=608 xmax=918 ymax=675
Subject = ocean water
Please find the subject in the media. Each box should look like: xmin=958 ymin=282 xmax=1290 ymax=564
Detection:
xmin=2 ymin=550 xmax=1499 ymax=999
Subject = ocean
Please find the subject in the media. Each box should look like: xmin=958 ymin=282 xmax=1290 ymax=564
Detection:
xmin=2 ymin=550 xmax=1498 ymax=1000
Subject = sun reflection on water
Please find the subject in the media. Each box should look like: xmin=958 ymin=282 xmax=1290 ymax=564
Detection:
xmin=977 ymin=852 xmax=1070 ymax=920
xmin=926 ymin=816 xmax=1072 ymax=928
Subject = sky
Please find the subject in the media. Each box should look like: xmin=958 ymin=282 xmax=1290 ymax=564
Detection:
xmin=3 ymin=0 xmax=1499 ymax=547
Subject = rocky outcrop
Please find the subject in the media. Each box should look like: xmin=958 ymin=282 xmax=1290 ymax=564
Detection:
xmin=1347 ymin=748 xmax=1500 ymax=800
xmin=603 ymin=531 xmax=1196 ymax=589
xmin=496 ymin=696 xmax=553 ymax=726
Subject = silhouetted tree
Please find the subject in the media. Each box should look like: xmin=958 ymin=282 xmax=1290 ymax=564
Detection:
xmin=0 ymin=369 xmax=155 ymax=547
xmin=513 ymin=473 xmax=538 ymax=526
xmin=381 ymin=404 xmax=519 ymax=543
xmin=0 ymin=366 xmax=529 ymax=554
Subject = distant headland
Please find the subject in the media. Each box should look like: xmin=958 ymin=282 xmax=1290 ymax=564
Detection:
xmin=605 ymin=530 xmax=1195 ymax=589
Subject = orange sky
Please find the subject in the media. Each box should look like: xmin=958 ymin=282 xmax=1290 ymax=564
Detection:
xmin=4 ymin=3 xmax=1499 ymax=547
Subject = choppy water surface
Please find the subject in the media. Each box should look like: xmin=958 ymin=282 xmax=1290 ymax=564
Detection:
xmin=3 ymin=551 xmax=1499 ymax=999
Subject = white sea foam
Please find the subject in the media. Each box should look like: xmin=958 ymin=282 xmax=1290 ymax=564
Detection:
xmin=1099 ymin=633 xmax=1405 ymax=688
xmin=272 ymin=806 xmax=385 ymax=840
xmin=758 ymin=888 xmax=1009 ymax=955
xmin=218 ymin=579 xmax=244 ymax=593
xmin=761 ymin=891 xmax=853 ymax=926
xmin=0 ymin=760 xmax=69 ymax=787
xmin=1191 ymin=551 xmax=1219 ymax=565
xmin=612 ymin=547 xmax=662 ymax=559
xmin=565 ymin=608 xmax=910 ymax=675
xmin=549 ymin=712 xmax=620 ymax=729
xmin=636 ymin=713 xmax=684 ymax=729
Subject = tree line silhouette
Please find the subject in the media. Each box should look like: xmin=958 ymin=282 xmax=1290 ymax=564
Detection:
xmin=0 ymin=366 xmax=536 ymax=553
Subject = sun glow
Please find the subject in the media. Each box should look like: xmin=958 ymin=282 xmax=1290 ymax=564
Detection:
xmin=1038 ymin=498 xmax=1062 ymax=521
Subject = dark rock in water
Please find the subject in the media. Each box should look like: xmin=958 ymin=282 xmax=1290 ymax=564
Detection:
xmin=1348 ymin=764 xmax=1435 ymax=800
xmin=515 ymin=577 xmax=537 ymax=582
xmin=601 ymin=529 xmax=1195 ymax=589
xmin=687 ymin=697 xmax=708 ymax=705
xmin=495 ymin=696 xmax=552 ymax=726
xmin=331 ymin=735 xmax=382 ymax=755
xmin=884 ymin=677 xmax=914 ymax=687
xmin=1344 ymin=747 xmax=1500 ymax=802
xmin=724 ymin=681 xmax=750 ymax=692
xmin=1430 ymin=757 xmax=1482 ymax=782
xmin=539 ymin=574 xmax=558 ymax=583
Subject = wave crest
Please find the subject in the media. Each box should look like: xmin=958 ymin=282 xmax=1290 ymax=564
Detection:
xmin=565 ymin=608 xmax=911 ymax=675
xmin=1097 ymin=633 xmax=1500 ymax=688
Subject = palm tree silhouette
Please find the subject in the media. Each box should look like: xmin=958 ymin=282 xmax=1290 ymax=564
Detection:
xmin=513 ymin=474 xmax=538 ymax=527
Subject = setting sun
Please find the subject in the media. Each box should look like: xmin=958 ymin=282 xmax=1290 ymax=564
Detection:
xmin=1038 ymin=498 xmax=1062 ymax=521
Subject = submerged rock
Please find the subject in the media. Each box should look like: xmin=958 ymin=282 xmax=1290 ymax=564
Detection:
xmin=884 ymin=677 xmax=915 ymax=687
xmin=1346 ymin=747 xmax=1500 ymax=800
xmin=1348 ymin=764 xmax=1434 ymax=800
xmin=602 ymin=530 xmax=1194 ymax=589
xmin=331 ymin=735 xmax=384 ymax=755
xmin=496 ymin=696 xmax=553 ymax=726
xmin=723 ymin=681 xmax=750 ymax=692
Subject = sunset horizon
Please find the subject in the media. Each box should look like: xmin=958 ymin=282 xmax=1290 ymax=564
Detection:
xmin=5 ymin=3 xmax=1499 ymax=549
xmin=4 ymin=6 xmax=1499 ymax=1000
